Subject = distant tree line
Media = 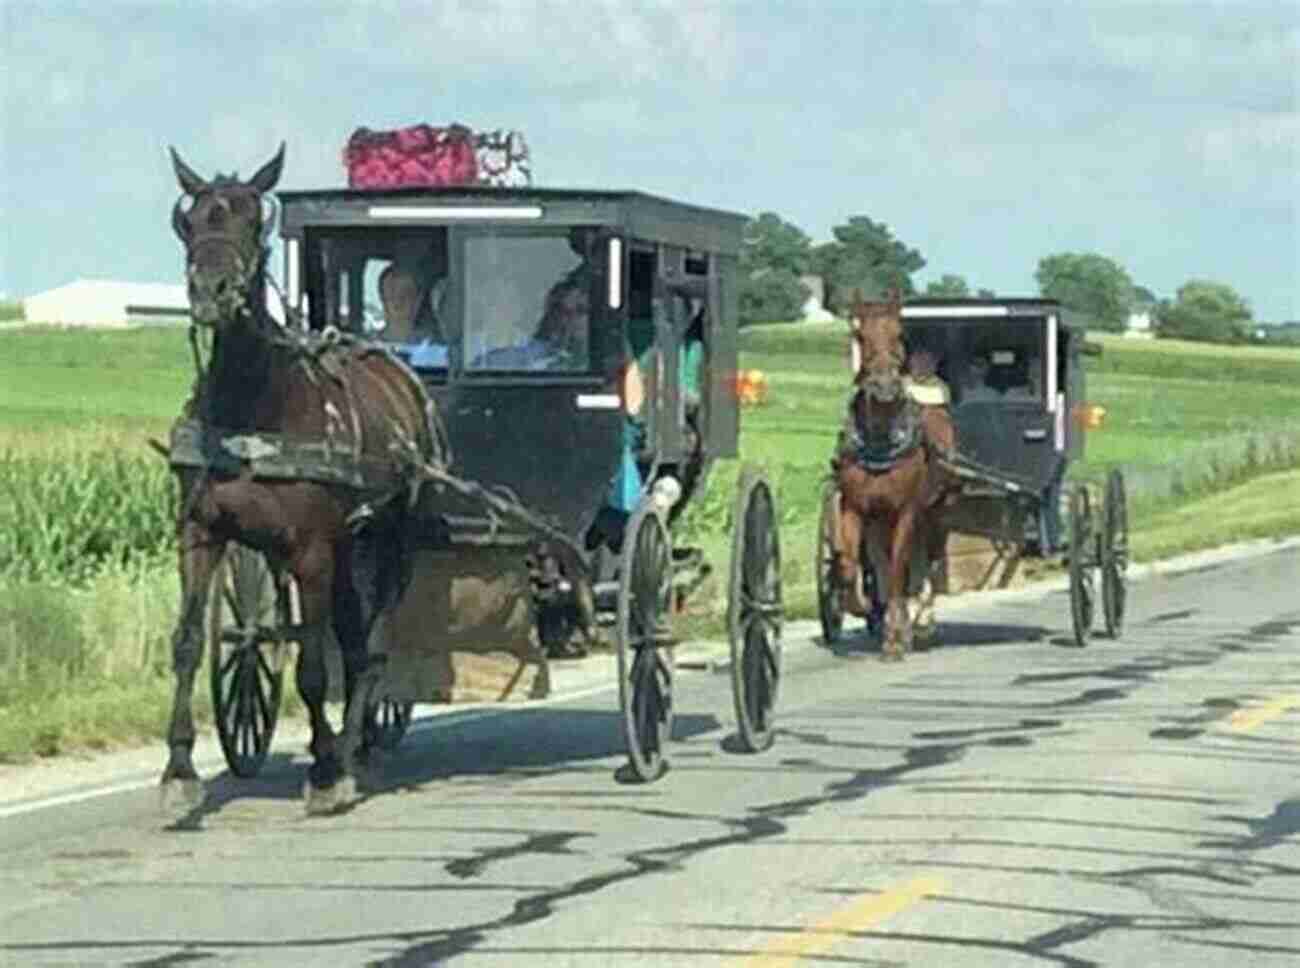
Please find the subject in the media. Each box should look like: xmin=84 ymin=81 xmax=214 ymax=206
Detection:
xmin=740 ymin=211 xmax=1261 ymax=344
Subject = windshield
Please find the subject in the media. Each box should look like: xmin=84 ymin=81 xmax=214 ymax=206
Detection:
xmin=906 ymin=318 xmax=1046 ymax=405
xmin=306 ymin=228 xmax=450 ymax=373
xmin=462 ymin=229 xmax=597 ymax=374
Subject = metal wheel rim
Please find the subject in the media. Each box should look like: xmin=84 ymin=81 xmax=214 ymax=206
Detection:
xmin=1068 ymin=484 xmax=1095 ymax=647
xmin=1102 ymin=468 xmax=1129 ymax=638
xmin=616 ymin=503 xmax=673 ymax=781
xmin=815 ymin=483 xmax=844 ymax=644
xmin=208 ymin=547 xmax=288 ymax=777
xmin=729 ymin=469 xmax=782 ymax=753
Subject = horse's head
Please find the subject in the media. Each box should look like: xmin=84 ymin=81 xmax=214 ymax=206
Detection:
xmin=848 ymin=288 xmax=905 ymax=403
xmin=169 ymin=143 xmax=284 ymax=328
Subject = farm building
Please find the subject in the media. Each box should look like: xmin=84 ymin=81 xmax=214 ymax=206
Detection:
xmin=800 ymin=274 xmax=836 ymax=322
xmin=22 ymin=279 xmax=190 ymax=326
xmin=1124 ymin=310 xmax=1154 ymax=339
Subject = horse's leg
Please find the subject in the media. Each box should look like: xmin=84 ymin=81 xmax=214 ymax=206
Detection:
xmin=913 ymin=521 xmax=946 ymax=649
xmin=293 ymin=538 xmax=348 ymax=814
xmin=333 ymin=524 xmax=395 ymax=784
xmin=332 ymin=537 xmax=370 ymax=766
xmin=160 ymin=523 xmax=223 ymax=810
xmin=883 ymin=510 xmax=918 ymax=661
xmin=836 ymin=499 xmax=870 ymax=617
xmin=864 ymin=517 xmax=891 ymax=638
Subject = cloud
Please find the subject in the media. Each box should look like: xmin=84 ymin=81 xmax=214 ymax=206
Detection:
xmin=310 ymin=0 xmax=738 ymax=91
xmin=1 ymin=1 xmax=1294 ymax=317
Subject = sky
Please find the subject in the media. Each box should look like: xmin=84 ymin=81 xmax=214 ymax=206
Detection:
xmin=2 ymin=0 xmax=1297 ymax=321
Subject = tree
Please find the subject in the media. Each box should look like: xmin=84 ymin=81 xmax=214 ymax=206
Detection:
xmin=1156 ymin=280 xmax=1253 ymax=344
xmin=976 ymin=288 xmax=996 ymax=299
xmin=812 ymin=216 xmax=925 ymax=315
xmin=1034 ymin=252 xmax=1136 ymax=332
xmin=924 ymin=274 xmax=970 ymax=298
xmin=739 ymin=212 xmax=813 ymax=326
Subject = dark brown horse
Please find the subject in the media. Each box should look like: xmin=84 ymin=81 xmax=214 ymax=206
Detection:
xmin=833 ymin=291 xmax=956 ymax=660
xmin=159 ymin=144 xmax=444 ymax=812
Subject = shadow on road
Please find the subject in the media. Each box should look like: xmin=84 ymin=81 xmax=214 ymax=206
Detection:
xmin=167 ymin=707 xmax=722 ymax=828
xmin=815 ymin=620 xmax=1054 ymax=658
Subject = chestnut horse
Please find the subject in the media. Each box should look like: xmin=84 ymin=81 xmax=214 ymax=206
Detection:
xmin=833 ymin=292 xmax=956 ymax=660
xmin=159 ymin=144 xmax=445 ymax=813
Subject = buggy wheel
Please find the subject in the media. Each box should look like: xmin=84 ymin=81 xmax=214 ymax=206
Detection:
xmin=365 ymin=698 xmax=415 ymax=752
xmin=1102 ymin=468 xmax=1129 ymax=639
xmin=208 ymin=546 xmax=291 ymax=778
xmin=1068 ymin=483 xmax=1097 ymax=647
xmin=728 ymin=467 xmax=783 ymax=753
xmin=616 ymin=502 xmax=674 ymax=782
xmin=815 ymin=481 xmax=845 ymax=644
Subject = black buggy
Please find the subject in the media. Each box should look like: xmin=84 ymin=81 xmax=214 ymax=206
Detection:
xmin=204 ymin=186 xmax=783 ymax=783
xmin=816 ymin=297 xmax=1129 ymax=648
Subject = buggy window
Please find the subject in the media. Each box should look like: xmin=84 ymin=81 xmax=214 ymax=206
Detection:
xmin=305 ymin=228 xmax=450 ymax=373
xmin=951 ymin=321 xmax=1044 ymax=404
xmin=463 ymin=229 xmax=597 ymax=374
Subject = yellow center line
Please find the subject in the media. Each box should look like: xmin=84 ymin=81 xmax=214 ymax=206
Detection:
xmin=1225 ymin=694 xmax=1300 ymax=732
xmin=735 ymin=874 xmax=944 ymax=967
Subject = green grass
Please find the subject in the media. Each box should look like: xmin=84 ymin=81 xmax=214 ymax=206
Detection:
xmin=0 ymin=325 xmax=193 ymax=437
xmin=2 ymin=320 xmax=1299 ymax=762
xmin=1130 ymin=468 xmax=1300 ymax=562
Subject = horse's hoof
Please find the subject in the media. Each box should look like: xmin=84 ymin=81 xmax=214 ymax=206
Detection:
xmin=158 ymin=777 xmax=204 ymax=813
xmin=302 ymin=774 xmax=357 ymax=816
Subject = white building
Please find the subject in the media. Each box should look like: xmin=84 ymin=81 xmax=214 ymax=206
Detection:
xmin=23 ymin=279 xmax=191 ymax=326
xmin=800 ymin=274 xmax=836 ymax=322
xmin=1124 ymin=310 xmax=1154 ymax=339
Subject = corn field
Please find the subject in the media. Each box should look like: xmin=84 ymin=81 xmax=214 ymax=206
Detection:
xmin=0 ymin=447 xmax=177 ymax=585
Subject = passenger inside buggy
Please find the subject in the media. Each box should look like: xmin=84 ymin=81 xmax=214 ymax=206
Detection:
xmin=376 ymin=241 xmax=449 ymax=370
xmin=903 ymin=347 xmax=951 ymax=406
xmin=471 ymin=265 xmax=591 ymax=371
xmin=466 ymin=228 xmax=595 ymax=373
xmin=952 ymin=348 xmax=1039 ymax=403
xmin=606 ymin=294 xmax=706 ymax=519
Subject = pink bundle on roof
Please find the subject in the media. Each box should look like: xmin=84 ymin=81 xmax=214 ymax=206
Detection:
xmin=343 ymin=123 xmax=531 ymax=189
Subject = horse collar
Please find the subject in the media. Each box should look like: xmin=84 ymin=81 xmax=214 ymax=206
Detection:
xmin=851 ymin=392 xmax=923 ymax=473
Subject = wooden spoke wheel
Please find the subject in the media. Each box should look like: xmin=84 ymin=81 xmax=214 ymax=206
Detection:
xmin=1068 ymin=483 xmax=1098 ymax=648
xmin=615 ymin=501 xmax=674 ymax=782
xmin=815 ymin=481 xmax=845 ymax=645
xmin=365 ymin=697 xmax=415 ymax=752
xmin=208 ymin=546 xmax=293 ymax=778
xmin=1102 ymin=468 xmax=1129 ymax=639
xmin=728 ymin=466 xmax=784 ymax=753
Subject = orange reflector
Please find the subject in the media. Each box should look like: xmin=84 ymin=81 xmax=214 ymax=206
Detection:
xmin=731 ymin=369 xmax=769 ymax=406
xmin=1073 ymin=404 xmax=1106 ymax=429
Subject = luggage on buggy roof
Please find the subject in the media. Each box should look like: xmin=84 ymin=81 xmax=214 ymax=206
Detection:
xmin=343 ymin=122 xmax=532 ymax=189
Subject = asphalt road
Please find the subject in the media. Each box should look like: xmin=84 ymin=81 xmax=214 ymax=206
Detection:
xmin=1 ymin=541 xmax=1297 ymax=967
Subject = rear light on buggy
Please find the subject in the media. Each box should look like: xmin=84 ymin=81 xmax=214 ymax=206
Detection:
xmin=1073 ymin=404 xmax=1106 ymax=430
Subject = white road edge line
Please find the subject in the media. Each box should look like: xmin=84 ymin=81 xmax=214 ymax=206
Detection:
xmin=0 ymin=680 xmax=619 ymax=820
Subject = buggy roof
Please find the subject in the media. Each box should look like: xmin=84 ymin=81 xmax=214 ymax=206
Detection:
xmin=903 ymin=297 xmax=1085 ymax=330
xmin=275 ymin=185 xmax=749 ymax=255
